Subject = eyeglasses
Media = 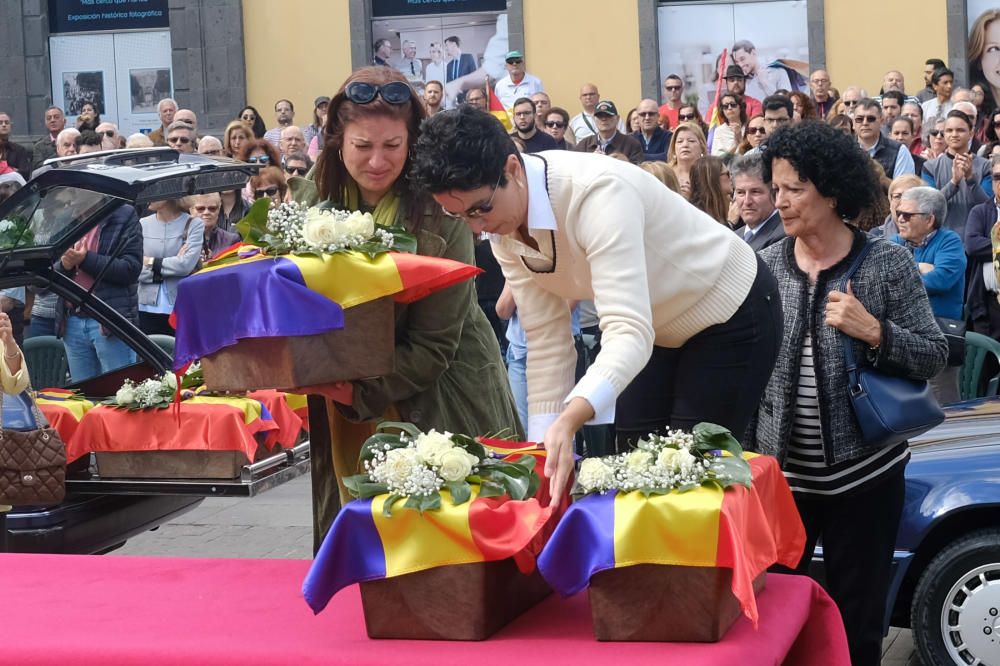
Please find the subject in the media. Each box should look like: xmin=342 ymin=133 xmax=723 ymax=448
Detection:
xmin=890 ymin=193 xmax=904 ymax=201
xmin=896 ymin=211 xmax=929 ymax=222
xmin=544 ymin=121 xmax=566 ymax=129
xmin=201 ymin=149 xmax=222 ymax=156
xmin=991 ymin=173 xmax=1000 ymax=182
xmin=678 ymin=113 xmax=696 ymax=121
xmin=855 ymin=115 xmax=880 ymax=125
xmin=513 ymin=110 xmax=534 ymax=118
xmin=664 ymin=85 xmax=682 ymax=92
xmin=506 ymin=59 xmax=523 ymax=65
xmin=811 ymin=78 xmax=831 ymax=85
xmin=345 ymin=81 xmax=412 ymax=105
xmin=168 ymin=136 xmax=191 ymax=145
xmin=442 ymin=170 xmax=504 ymax=220
xmin=254 ymin=186 xmax=280 ymax=199
xmin=194 ymin=205 xmax=220 ymax=213
xmin=721 ymin=102 xmax=740 ymax=110
xmin=241 ymin=114 xmax=255 ymax=121
xmin=247 ymin=155 xmax=271 ymax=164
xmin=723 ymin=77 xmax=744 ymax=82
xmin=747 ymin=126 xmax=767 ymax=135
xmin=993 ymin=119 xmax=1000 ymax=127
xmin=763 ymin=116 xmax=790 ymax=125
xmin=285 ymin=166 xmax=308 ymax=176
xmin=928 ymin=130 xmax=944 ymax=138
xmin=101 ymin=130 xmax=116 ymax=138
xmin=843 ymin=99 xmax=860 ymax=107
xmin=637 ymin=111 xmax=658 ymax=118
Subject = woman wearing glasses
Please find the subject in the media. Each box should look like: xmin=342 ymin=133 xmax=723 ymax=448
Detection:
xmin=542 ymin=107 xmax=572 ymax=149
xmin=920 ymin=110 xmax=991 ymax=234
xmin=709 ymin=93 xmax=747 ymax=157
xmin=411 ymin=105 xmax=782 ymax=510
xmin=237 ymin=106 xmax=266 ymax=139
xmin=292 ymin=67 xmax=519 ymax=544
xmin=737 ymin=114 xmax=766 ymax=155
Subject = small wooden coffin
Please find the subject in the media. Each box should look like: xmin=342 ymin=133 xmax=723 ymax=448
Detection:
xmin=588 ymin=565 xmax=766 ymax=642
xmin=95 ymin=450 xmax=252 ymax=480
xmin=359 ymin=557 xmax=552 ymax=640
xmin=201 ymin=297 xmax=395 ymax=393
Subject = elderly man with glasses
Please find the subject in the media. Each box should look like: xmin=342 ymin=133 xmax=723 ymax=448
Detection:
xmin=855 ymin=98 xmax=915 ymax=178
xmin=166 ymin=121 xmax=196 ymax=154
xmin=494 ymin=50 xmax=544 ymax=111
xmin=631 ymin=98 xmax=670 ymax=161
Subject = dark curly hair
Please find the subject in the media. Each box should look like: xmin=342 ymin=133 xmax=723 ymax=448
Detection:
xmin=761 ymin=120 xmax=878 ymax=220
xmin=410 ymin=105 xmax=519 ymax=193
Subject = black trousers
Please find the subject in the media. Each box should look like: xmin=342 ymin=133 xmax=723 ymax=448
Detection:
xmin=785 ymin=466 xmax=906 ymax=666
xmin=139 ymin=312 xmax=174 ymax=336
xmin=614 ymin=255 xmax=782 ymax=446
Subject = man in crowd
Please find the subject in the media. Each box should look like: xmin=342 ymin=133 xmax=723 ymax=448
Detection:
xmin=733 ymin=40 xmax=792 ymax=100
xmin=283 ymin=152 xmax=312 ymax=179
xmin=810 ymin=69 xmax=837 ymax=118
xmin=840 ymin=86 xmax=866 ymax=119
xmin=465 ymin=88 xmax=488 ymax=111
xmin=95 ymin=122 xmax=120 ymax=151
xmin=902 ymin=101 xmax=925 ymax=155
xmin=880 ymin=91 xmax=905 ymax=135
xmin=916 ymin=58 xmax=947 ymax=103
xmin=373 ymin=38 xmax=392 ymax=67
xmin=0 ymin=113 xmax=32 ymax=179
xmin=33 ymin=106 xmax=66 ymax=167
xmin=424 ymin=81 xmax=444 ymax=115
xmin=881 ymin=70 xmax=905 ymax=94
xmin=761 ymin=95 xmax=793 ymax=140
xmin=175 ymin=109 xmax=199 ymax=137
xmin=264 ymin=100 xmax=295 ymax=147
xmin=76 ymin=131 xmax=103 ymax=154
xmin=718 ymin=65 xmax=762 ymax=118
xmin=55 ymin=128 xmax=80 ymax=158
xmin=279 ymin=126 xmax=307 ymax=158
xmin=954 ymin=100 xmax=983 ymax=154
xmin=570 ymin=83 xmax=601 ymax=140
xmin=543 ymin=107 xmax=572 ymax=149
xmin=921 ymin=67 xmax=954 ymax=124
xmin=197 ymin=135 xmax=224 ymax=156
xmin=889 ymin=117 xmax=924 ymax=173
xmin=575 ymin=100 xmax=643 ymax=164
xmin=855 ymin=98 xmax=914 ymax=178
xmin=658 ymin=74 xmax=684 ymax=129
xmin=494 ymin=51 xmax=544 ymax=111
xmin=166 ymin=121 xmax=196 ymax=154
xmin=396 ymin=40 xmax=423 ymax=84
xmin=531 ymin=92 xmax=551 ymax=131
xmin=148 ymin=98 xmax=177 ymax=146
xmin=510 ymin=98 xmax=558 ymax=153
xmin=632 ymin=98 xmax=670 ymax=161
xmin=731 ymin=152 xmax=783 ymax=251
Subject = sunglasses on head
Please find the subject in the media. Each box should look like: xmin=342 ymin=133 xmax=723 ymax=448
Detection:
xmin=345 ymin=81 xmax=413 ymax=105
xmin=247 ymin=155 xmax=271 ymax=164
xmin=544 ymin=121 xmax=566 ymax=129
xmin=254 ymin=186 xmax=280 ymax=199
xmin=285 ymin=165 xmax=308 ymax=176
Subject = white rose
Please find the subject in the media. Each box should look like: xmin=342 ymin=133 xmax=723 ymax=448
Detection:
xmin=672 ymin=449 xmax=698 ymax=475
xmin=302 ymin=209 xmax=341 ymax=247
xmin=115 ymin=385 xmax=135 ymax=405
xmin=0 ymin=220 xmax=14 ymax=232
xmin=626 ymin=449 xmax=653 ymax=471
xmin=577 ymin=458 xmax=615 ymax=492
xmin=438 ymin=448 xmax=477 ymax=482
xmin=382 ymin=447 xmax=423 ymax=487
xmin=415 ymin=430 xmax=455 ymax=466
xmin=162 ymin=373 xmax=177 ymax=390
xmin=338 ymin=211 xmax=375 ymax=239
xmin=656 ymin=447 xmax=679 ymax=469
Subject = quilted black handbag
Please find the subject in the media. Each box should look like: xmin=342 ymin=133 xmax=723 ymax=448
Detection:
xmin=0 ymin=388 xmax=66 ymax=506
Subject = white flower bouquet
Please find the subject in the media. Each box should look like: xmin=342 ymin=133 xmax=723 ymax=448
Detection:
xmin=345 ymin=422 xmax=540 ymax=516
xmin=574 ymin=422 xmax=753 ymax=496
xmin=230 ymin=198 xmax=416 ymax=260
xmin=102 ymin=364 xmax=204 ymax=410
xmin=0 ymin=215 xmax=33 ymax=249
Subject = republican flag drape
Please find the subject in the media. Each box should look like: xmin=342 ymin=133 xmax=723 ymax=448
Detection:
xmin=487 ymin=77 xmax=513 ymax=131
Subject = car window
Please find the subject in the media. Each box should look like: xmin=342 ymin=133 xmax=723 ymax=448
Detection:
xmin=0 ymin=186 xmax=120 ymax=250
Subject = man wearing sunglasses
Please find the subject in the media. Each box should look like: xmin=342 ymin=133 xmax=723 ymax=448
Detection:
xmin=840 ymin=86 xmax=866 ymax=120
xmin=95 ymin=122 xmax=120 ymax=151
xmin=574 ymin=100 xmax=644 ymax=164
xmin=630 ymin=99 xmax=670 ymax=161
xmin=715 ymin=65 xmax=762 ymax=119
xmin=658 ymin=74 xmax=684 ymax=129
xmin=494 ymin=50 xmax=544 ymax=112
xmin=165 ymin=121 xmax=196 ymax=154
xmin=855 ymin=98 xmax=914 ymax=178
xmin=282 ymin=152 xmax=312 ymax=179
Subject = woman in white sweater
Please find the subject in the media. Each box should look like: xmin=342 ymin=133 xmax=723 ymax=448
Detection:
xmin=411 ymin=106 xmax=782 ymax=500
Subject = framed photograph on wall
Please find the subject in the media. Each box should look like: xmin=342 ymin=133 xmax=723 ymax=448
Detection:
xmin=129 ymin=68 xmax=172 ymax=114
xmin=62 ymin=71 xmax=105 ymax=116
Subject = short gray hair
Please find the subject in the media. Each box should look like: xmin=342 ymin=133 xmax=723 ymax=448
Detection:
xmin=166 ymin=120 xmax=194 ymax=135
xmin=900 ymin=186 xmax=947 ymax=229
xmin=729 ymin=152 xmax=765 ymax=182
xmin=158 ymin=98 xmax=177 ymax=112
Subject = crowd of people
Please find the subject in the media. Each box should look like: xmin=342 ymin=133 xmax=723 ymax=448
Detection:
xmin=0 ymin=49 xmax=993 ymax=665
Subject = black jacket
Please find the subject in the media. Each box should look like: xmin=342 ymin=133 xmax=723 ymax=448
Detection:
xmin=55 ymin=203 xmax=143 ymax=331
xmin=964 ymin=200 xmax=998 ymax=322
xmin=631 ymin=127 xmax=671 ymax=162
xmin=736 ymin=210 xmax=785 ymax=252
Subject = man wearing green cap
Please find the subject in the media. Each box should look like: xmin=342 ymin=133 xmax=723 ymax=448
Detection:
xmin=494 ymin=50 xmax=544 ymax=111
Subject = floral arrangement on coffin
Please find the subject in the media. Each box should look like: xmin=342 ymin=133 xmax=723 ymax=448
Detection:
xmin=575 ymin=422 xmax=753 ymax=496
xmin=0 ymin=215 xmax=33 ymax=249
xmin=345 ymin=422 xmax=541 ymax=517
xmin=215 ymin=198 xmax=417 ymax=264
xmin=102 ymin=364 xmax=203 ymax=411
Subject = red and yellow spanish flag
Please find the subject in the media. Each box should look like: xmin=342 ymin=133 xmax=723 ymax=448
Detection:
xmin=708 ymin=48 xmax=729 ymax=129
xmin=536 ymin=455 xmax=805 ymax=628
xmin=488 ymin=79 xmax=512 ymax=131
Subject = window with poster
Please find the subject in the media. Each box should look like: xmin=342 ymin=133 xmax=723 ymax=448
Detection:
xmin=657 ymin=1 xmax=812 ymax=116
xmin=47 ymin=0 xmax=173 ymax=137
xmin=370 ymin=0 xmax=509 ymax=108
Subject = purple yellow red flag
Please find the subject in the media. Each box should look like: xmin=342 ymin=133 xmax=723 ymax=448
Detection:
xmin=536 ymin=455 xmax=805 ymax=628
xmin=487 ymin=78 xmax=513 ymax=131
xmin=302 ymin=447 xmax=563 ymax=614
xmin=708 ymin=48 xmax=729 ymax=129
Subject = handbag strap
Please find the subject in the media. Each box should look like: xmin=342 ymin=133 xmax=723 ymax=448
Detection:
xmin=838 ymin=241 xmax=873 ymax=387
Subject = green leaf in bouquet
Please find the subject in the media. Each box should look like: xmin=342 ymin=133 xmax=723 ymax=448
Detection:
xmin=404 ymin=493 xmax=442 ymax=514
xmin=316 ymin=199 xmax=337 ymax=211
xmin=510 ymin=454 xmax=537 ymax=473
xmin=235 ymin=198 xmax=272 ymax=245
xmin=477 ymin=479 xmax=506 ymax=498
xmin=376 ymin=421 xmax=424 ymax=440
xmin=343 ymin=474 xmax=389 ymax=499
xmin=640 ymin=487 xmax=673 ymax=497
xmin=692 ymin=422 xmax=744 ymax=458
xmin=450 ymin=433 xmax=487 ymax=461
xmin=482 ymin=465 xmax=532 ymax=500
xmin=382 ymin=493 xmax=402 ymax=518
xmin=351 ymin=240 xmax=391 ymax=260
xmin=359 ymin=433 xmax=406 ymax=464
xmin=709 ymin=455 xmax=752 ymax=489
xmin=387 ymin=227 xmax=418 ymax=254
xmin=445 ymin=480 xmax=472 ymax=506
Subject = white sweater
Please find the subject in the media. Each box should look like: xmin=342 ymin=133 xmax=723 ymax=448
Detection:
xmin=490 ymin=151 xmax=758 ymax=439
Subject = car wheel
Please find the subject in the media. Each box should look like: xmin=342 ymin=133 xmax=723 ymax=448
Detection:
xmin=911 ymin=528 xmax=1000 ymax=666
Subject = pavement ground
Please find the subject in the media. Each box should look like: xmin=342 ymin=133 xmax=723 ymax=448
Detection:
xmin=111 ymin=472 xmax=922 ymax=664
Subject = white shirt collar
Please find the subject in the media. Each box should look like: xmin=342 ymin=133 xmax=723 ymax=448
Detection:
xmin=523 ymin=153 xmax=557 ymax=231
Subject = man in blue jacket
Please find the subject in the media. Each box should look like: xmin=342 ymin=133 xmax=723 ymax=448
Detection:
xmin=56 ymin=200 xmax=143 ymax=382
xmin=631 ymin=98 xmax=670 ymax=162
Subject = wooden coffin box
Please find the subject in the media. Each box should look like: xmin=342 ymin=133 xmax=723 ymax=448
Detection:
xmin=201 ymin=297 xmax=395 ymax=393
xmin=359 ymin=557 xmax=551 ymax=640
xmin=95 ymin=450 xmax=252 ymax=480
xmin=589 ymin=565 xmax=766 ymax=642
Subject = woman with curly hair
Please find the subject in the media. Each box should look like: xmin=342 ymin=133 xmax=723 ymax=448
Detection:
xmin=666 ymin=122 xmax=707 ymax=197
xmin=238 ymin=138 xmax=281 ymax=168
xmin=751 ymin=120 xmax=947 ymax=666
xmin=789 ymin=91 xmax=817 ymax=122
